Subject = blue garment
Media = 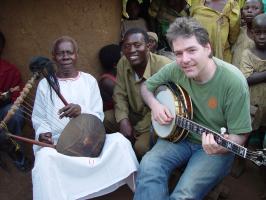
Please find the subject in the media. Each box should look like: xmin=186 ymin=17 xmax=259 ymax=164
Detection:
xmin=0 ymin=103 xmax=29 ymax=171
xmin=0 ymin=103 xmax=24 ymax=136
xmin=134 ymin=138 xmax=234 ymax=200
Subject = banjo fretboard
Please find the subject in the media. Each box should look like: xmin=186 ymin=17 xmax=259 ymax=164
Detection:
xmin=176 ymin=116 xmax=247 ymax=158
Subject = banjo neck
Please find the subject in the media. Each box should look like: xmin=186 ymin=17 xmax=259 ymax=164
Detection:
xmin=176 ymin=115 xmax=266 ymax=166
xmin=175 ymin=115 xmax=247 ymax=158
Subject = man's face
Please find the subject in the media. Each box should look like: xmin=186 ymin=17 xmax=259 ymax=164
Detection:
xmin=242 ymin=0 xmax=263 ymax=24
xmin=53 ymin=41 xmax=78 ymax=70
xmin=172 ymin=35 xmax=211 ymax=80
xmin=122 ymin=33 xmax=149 ymax=68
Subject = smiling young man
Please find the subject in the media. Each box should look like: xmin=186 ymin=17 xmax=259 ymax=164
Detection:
xmin=107 ymin=28 xmax=172 ymax=158
xmin=134 ymin=17 xmax=252 ymax=200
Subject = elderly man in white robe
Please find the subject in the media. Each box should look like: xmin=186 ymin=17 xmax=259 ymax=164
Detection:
xmin=31 ymin=36 xmax=138 ymax=200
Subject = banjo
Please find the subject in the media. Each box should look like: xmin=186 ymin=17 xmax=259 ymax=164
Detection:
xmin=152 ymin=82 xmax=266 ymax=167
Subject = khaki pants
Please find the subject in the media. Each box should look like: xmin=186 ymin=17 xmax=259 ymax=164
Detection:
xmin=104 ymin=109 xmax=151 ymax=158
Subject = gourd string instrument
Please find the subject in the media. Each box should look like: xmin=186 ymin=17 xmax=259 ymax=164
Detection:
xmin=0 ymin=56 xmax=105 ymax=157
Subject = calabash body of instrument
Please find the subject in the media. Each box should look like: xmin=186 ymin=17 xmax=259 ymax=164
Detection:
xmin=152 ymin=82 xmax=193 ymax=142
xmin=152 ymin=82 xmax=266 ymax=166
xmin=3 ymin=114 xmax=106 ymax=158
xmin=56 ymin=113 xmax=106 ymax=157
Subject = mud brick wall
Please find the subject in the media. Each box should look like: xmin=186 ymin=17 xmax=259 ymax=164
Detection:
xmin=0 ymin=0 xmax=122 ymax=81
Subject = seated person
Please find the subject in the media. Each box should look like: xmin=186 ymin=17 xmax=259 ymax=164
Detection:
xmin=0 ymin=31 xmax=28 ymax=171
xmin=239 ymin=13 xmax=266 ymax=140
xmin=98 ymin=44 xmax=121 ymax=111
xmin=31 ymin=36 xmax=138 ymax=200
xmin=121 ymin=0 xmax=148 ymax=38
xmin=104 ymin=28 xmax=172 ymax=158
xmin=134 ymin=17 xmax=251 ymax=200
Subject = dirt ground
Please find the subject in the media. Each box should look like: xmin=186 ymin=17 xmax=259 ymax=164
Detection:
xmin=0 ymin=145 xmax=265 ymax=200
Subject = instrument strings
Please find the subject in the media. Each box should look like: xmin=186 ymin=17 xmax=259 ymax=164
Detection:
xmin=18 ymin=89 xmax=67 ymax=133
xmin=1 ymin=79 xmax=67 ymax=138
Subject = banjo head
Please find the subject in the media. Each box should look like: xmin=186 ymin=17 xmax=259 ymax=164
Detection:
xmin=152 ymin=83 xmax=192 ymax=142
xmin=152 ymin=85 xmax=177 ymax=138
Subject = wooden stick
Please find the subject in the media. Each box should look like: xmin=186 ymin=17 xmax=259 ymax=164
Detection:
xmin=8 ymin=133 xmax=56 ymax=148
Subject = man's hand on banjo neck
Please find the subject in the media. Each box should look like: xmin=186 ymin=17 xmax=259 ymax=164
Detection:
xmin=202 ymin=131 xmax=249 ymax=155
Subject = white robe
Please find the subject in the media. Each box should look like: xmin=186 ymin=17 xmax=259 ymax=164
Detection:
xmin=32 ymin=72 xmax=104 ymax=153
xmin=31 ymin=72 xmax=139 ymax=199
xmin=32 ymin=133 xmax=139 ymax=200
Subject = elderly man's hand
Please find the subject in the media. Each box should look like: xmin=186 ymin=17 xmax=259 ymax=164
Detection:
xmin=58 ymin=103 xmax=81 ymax=119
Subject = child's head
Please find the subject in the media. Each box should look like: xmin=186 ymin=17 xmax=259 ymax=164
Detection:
xmin=252 ymin=13 xmax=266 ymax=50
xmin=147 ymin=32 xmax=158 ymax=53
xmin=126 ymin=0 xmax=141 ymax=20
xmin=242 ymin=0 xmax=264 ymax=25
xmin=99 ymin=44 xmax=121 ymax=72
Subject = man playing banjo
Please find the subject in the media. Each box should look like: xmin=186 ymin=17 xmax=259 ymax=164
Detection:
xmin=134 ymin=17 xmax=252 ymax=200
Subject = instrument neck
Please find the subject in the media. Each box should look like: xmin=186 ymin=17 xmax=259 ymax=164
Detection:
xmin=175 ymin=115 xmax=247 ymax=158
xmin=8 ymin=133 xmax=55 ymax=148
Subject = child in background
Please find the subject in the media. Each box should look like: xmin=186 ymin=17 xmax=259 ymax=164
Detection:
xmin=121 ymin=0 xmax=148 ymax=38
xmin=239 ymin=13 xmax=266 ymax=145
xmin=232 ymin=0 xmax=264 ymax=68
xmin=98 ymin=44 xmax=121 ymax=111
